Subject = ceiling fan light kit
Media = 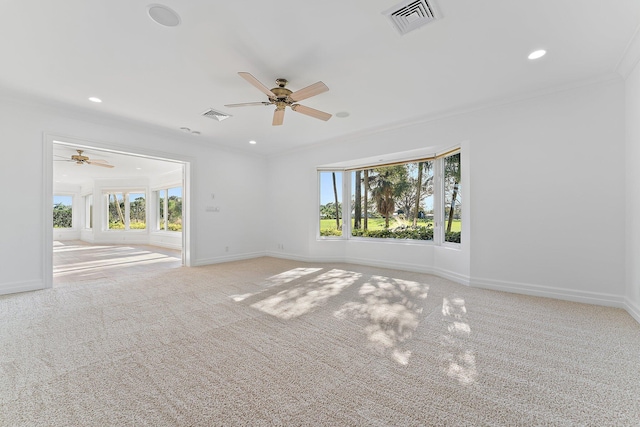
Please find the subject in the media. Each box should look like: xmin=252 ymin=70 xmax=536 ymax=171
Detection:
xmin=225 ymin=72 xmax=331 ymax=126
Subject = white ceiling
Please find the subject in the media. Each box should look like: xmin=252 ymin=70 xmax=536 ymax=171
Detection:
xmin=3 ymin=1 xmax=639 ymax=155
xmin=53 ymin=143 xmax=182 ymax=185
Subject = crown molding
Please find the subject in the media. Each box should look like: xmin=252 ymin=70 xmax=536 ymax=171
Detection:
xmin=616 ymin=24 xmax=640 ymax=79
xmin=269 ymin=72 xmax=622 ymax=159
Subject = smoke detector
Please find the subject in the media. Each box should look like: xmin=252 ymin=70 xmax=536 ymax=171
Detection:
xmin=382 ymin=0 xmax=440 ymax=35
xmin=201 ymin=108 xmax=232 ymax=121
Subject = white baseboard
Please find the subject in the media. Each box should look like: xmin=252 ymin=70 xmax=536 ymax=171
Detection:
xmin=149 ymin=241 xmax=182 ymax=251
xmin=0 ymin=279 xmax=45 ymax=296
xmin=263 ymin=252 xmax=471 ymax=287
xmin=194 ymin=251 xmax=266 ymax=266
xmin=471 ymin=276 xmax=624 ymax=307
xmin=624 ymin=297 xmax=640 ymax=324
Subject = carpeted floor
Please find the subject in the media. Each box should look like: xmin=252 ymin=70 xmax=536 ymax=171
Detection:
xmin=1 ymin=257 xmax=639 ymax=426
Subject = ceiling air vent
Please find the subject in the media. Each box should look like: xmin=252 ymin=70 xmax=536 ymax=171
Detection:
xmin=201 ymin=108 xmax=231 ymax=121
xmin=382 ymin=0 xmax=440 ymax=36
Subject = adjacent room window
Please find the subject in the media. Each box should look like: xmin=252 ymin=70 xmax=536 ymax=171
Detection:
xmin=319 ymin=172 xmax=342 ymax=237
xmin=106 ymin=192 xmax=125 ymax=229
xmin=129 ymin=192 xmax=146 ymax=230
xmin=53 ymin=195 xmax=73 ymax=228
xmin=105 ymin=191 xmax=148 ymax=231
xmin=157 ymin=186 xmax=182 ymax=232
xmin=84 ymin=194 xmax=93 ymax=229
xmin=318 ymin=149 xmax=461 ymax=245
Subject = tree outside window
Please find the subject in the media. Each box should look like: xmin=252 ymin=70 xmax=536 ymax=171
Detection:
xmin=318 ymin=150 xmax=461 ymax=244
xmin=129 ymin=193 xmax=146 ymax=230
xmin=53 ymin=195 xmax=73 ymax=228
xmin=443 ymin=153 xmax=461 ymax=243
xmin=319 ymin=172 xmax=342 ymax=237
xmin=349 ymin=161 xmax=434 ymax=240
xmin=157 ymin=187 xmax=182 ymax=232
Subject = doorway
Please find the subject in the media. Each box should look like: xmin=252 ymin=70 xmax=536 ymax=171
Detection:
xmin=46 ymin=135 xmax=191 ymax=288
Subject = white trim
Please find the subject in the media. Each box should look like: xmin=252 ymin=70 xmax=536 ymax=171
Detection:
xmin=45 ymin=133 xmax=194 ymax=276
xmin=264 ymin=252 xmax=471 ymax=286
xmin=0 ymin=279 xmax=44 ymax=295
xmin=268 ymin=73 xmax=621 ymax=158
xmin=43 ymin=135 xmax=53 ymax=289
xmin=624 ymin=298 xmax=640 ymax=324
xmin=194 ymin=251 xmax=267 ymax=266
xmin=471 ymin=276 xmax=624 ymax=307
xmin=616 ymin=24 xmax=640 ymax=79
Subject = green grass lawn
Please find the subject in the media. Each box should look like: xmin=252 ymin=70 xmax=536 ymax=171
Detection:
xmin=320 ymin=217 xmax=461 ymax=233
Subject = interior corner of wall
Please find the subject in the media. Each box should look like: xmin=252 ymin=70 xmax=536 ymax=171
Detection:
xmin=617 ymin=25 xmax=640 ymax=79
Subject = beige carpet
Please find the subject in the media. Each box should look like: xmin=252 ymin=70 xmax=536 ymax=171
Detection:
xmin=1 ymin=257 xmax=639 ymax=426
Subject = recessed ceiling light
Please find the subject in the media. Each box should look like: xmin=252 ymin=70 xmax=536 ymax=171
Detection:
xmin=336 ymin=111 xmax=350 ymax=118
xmin=249 ymin=140 xmax=257 ymax=145
xmin=147 ymin=4 xmax=181 ymax=27
xmin=528 ymin=49 xmax=546 ymax=60
xmin=88 ymin=97 xmax=102 ymax=103
xmin=136 ymin=167 xmax=142 ymax=170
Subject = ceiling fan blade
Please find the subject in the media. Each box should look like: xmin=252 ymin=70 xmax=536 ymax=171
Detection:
xmin=238 ymin=72 xmax=276 ymax=98
xmin=88 ymin=158 xmax=108 ymax=163
xmin=289 ymin=81 xmax=329 ymax=102
xmin=272 ymin=108 xmax=285 ymax=126
xmin=86 ymin=161 xmax=114 ymax=168
xmin=224 ymin=101 xmax=272 ymax=107
xmin=53 ymin=154 xmax=69 ymax=159
xmin=291 ymin=104 xmax=332 ymax=121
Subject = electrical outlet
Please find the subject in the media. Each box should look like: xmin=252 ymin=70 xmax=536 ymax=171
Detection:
xmin=225 ymin=246 xmax=229 ymax=252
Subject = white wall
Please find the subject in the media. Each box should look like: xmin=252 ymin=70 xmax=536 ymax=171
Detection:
xmin=470 ymin=82 xmax=626 ymax=305
xmin=0 ymin=94 xmax=267 ymax=295
xmin=625 ymin=45 xmax=640 ymax=322
xmin=267 ymin=79 xmax=626 ymax=306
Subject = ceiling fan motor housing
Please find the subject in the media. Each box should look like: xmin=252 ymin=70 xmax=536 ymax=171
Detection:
xmin=270 ymin=85 xmax=293 ymax=109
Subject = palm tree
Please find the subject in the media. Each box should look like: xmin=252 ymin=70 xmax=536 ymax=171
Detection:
xmin=444 ymin=153 xmax=461 ymax=233
xmin=363 ymin=170 xmax=369 ymax=230
xmin=354 ymin=170 xmax=362 ymax=229
xmin=332 ymin=172 xmax=340 ymax=230
xmin=412 ymin=162 xmax=424 ymax=226
xmin=370 ymin=169 xmax=396 ymax=228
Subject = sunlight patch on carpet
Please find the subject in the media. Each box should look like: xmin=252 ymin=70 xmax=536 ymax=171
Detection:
xmin=251 ymin=269 xmax=360 ymax=319
xmin=441 ymin=296 xmax=477 ymax=384
xmin=334 ymin=276 xmax=429 ymax=365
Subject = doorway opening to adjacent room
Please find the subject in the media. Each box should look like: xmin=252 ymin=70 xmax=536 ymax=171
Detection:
xmin=47 ymin=136 xmax=191 ymax=288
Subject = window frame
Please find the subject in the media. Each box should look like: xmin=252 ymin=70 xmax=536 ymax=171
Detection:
xmin=153 ymin=185 xmax=183 ymax=233
xmin=317 ymin=147 xmax=461 ymax=247
xmin=103 ymin=190 xmax=148 ymax=232
xmin=83 ymin=193 xmax=93 ymax=230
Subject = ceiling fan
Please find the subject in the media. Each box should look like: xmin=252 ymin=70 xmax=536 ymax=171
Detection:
xmin=225 ymin=72 xmax=332 ymax=126
xmin=54 ymin=149 xmax=115 ymax=168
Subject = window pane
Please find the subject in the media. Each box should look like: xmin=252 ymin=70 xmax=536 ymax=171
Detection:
xmin=158 ymin=190 xmax=166 ymax=230
xmin=319 ymin=172 xmax=342 ymax=236
xmin=129 ymin=193 xmax=146 ymax=230
xmin=107 ymin=192 xmax=125 ymax=229
xmin=167 ymin=187 xmax=182 ymax=232
xmin=85 ymin=195 xmax=93 ymax=229
xmin=53 ymin=195 xmax=73 ymax=228
xmin=351 ymin=162 xmax=433 ymax=240
xmin=443 ymin=153 xmax=461 ymax=243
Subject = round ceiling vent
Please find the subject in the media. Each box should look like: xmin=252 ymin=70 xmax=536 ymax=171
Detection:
xmin=147 ymin=4 xmax=181 ymax=27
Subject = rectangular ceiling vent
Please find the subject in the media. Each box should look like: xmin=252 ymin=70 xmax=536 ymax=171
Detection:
xmin=201 ymin=108 xmax=231 ymax=121
xmin=383 ymin=0 xmax=440 ymax=36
